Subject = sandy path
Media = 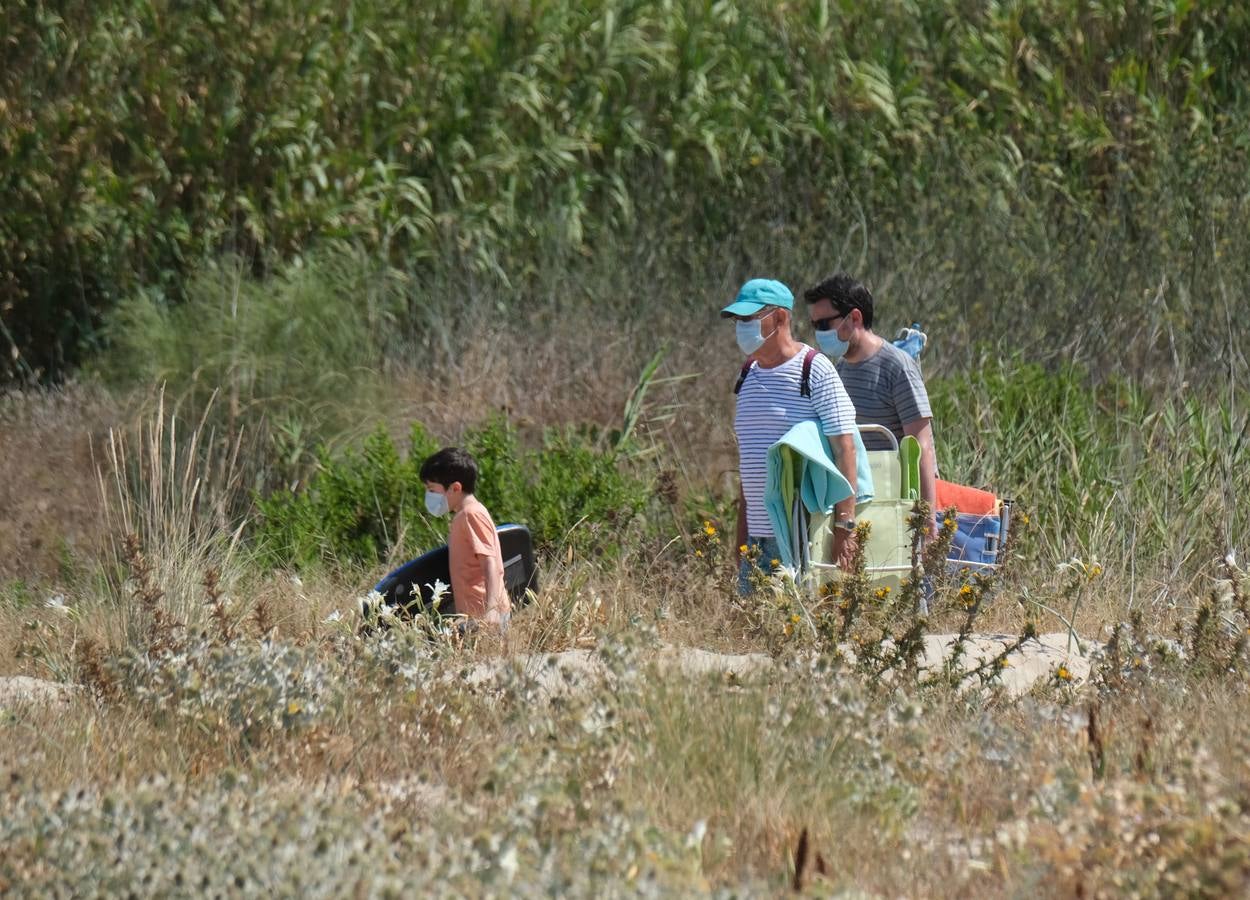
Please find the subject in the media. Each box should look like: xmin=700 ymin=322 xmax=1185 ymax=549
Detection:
xmin=464 ymin=632 xmax=1092 ymax=699
xmin=0 ymin=631 xmax=1092 ymax=712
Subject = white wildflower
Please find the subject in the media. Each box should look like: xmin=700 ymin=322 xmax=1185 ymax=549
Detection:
xmin=323 ymin=610 xmax=343 ymax=624
xmin=428 ymin=579 xmax=450 ymax=605
xmin=45 ymin=594 xmax=69 ymax=614
xmin=498 ymin=845 xmax=518 ymax=882
xmin=359 ymin=590 xmax=389 ymax=621
xmin=773 ymin=565 xmax=799 ymax=583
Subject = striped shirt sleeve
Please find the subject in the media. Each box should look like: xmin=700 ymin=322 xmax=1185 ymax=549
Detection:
xmin=892 ymin=351 xmax=931 ymax=424
xmin=807 ymin=352 xmax=857 ymax=436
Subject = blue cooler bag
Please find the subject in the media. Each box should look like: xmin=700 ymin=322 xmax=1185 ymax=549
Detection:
xmin=948 ymin=511 xmax=1002 ymax=569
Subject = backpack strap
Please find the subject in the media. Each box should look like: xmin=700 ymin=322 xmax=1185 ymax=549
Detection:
xmin=799 ymin=347 xmax=819 ymax=398
xmin=733 ymin=359 xmax=754 ymax=395
xmin=735 ymin=349 xmax=820 ymax=397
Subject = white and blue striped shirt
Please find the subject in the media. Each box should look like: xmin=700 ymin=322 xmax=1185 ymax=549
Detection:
xmin=734 ymin=347 xmax=857 ymax=537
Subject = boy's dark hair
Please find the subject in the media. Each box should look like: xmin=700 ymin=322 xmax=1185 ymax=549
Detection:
xmin=804 ymin=273 xmax=874 ymax=330
xmin=419 ymin=447 xmax=478 ymax=494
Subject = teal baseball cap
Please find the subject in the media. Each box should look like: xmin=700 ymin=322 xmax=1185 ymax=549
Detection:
xmin=720 ymin=278 xmax=794 ymax=317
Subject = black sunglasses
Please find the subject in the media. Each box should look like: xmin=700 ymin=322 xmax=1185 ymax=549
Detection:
xmin=811 ymin=312 xmax=847 ymax=332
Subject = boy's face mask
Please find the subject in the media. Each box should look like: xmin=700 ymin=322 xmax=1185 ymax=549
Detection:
xmin=424 ymin=489 xmax=450 ymax=517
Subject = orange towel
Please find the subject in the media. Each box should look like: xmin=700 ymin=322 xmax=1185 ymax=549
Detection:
xmin=935 ymin=479 xmax=998 ymax=516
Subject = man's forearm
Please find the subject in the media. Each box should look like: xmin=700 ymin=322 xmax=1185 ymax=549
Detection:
xmin=919 ymin=442 xmax=937 ymax=510
xmin=905 ymin=419 xmax=938 ymax=511
xmin=736 ymin=483 xmax=748 ymax=557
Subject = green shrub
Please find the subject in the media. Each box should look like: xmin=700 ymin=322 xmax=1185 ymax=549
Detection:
xmin=254 ymin=416 xmax=655 ymax=568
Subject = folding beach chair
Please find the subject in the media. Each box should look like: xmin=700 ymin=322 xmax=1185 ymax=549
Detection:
xmin=806 ymin=424 xmax=918 ymax=592
xmin=805 ymin=425 xmax=1013 ymax=600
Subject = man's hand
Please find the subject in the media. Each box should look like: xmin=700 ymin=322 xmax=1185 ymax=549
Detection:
xmin=832 ymin=526 xmax=858 ymax=570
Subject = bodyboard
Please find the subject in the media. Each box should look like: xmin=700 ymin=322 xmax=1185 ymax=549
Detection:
xmin=371 ymin=544 xmax=453 ymax=618
xmin=367 ymin=523 xmax=539 ymax=622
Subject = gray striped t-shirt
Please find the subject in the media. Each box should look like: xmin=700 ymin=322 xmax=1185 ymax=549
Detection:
xmin=836 ymin=341 xmax=931 ymax=449
xmin=734 ymin=347 xmax=857 ymax=537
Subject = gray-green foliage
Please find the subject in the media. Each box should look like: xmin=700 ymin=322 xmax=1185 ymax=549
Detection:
xmin=4 ymin=0 xmax=1249 ymax=379
xmin=0 ymin=776 xmax=703 ymax=897
xmin=119 ymin=638 xmax=341 ymax=744
xmin=101 ymin=250 xmax=402 ymax=433
xmin=0 ymin=628 xmax=920 ymax=895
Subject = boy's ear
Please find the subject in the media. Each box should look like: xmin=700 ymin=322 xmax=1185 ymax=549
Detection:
xmin=449 ymin=481 xmax=463 ymax=494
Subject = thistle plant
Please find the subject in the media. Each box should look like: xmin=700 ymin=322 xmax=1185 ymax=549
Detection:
xmin=691 ymin=519 xmax=726 ymax=577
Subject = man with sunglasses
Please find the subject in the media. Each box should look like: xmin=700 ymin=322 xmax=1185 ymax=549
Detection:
xmin=804 ymin=273 xmax=937 ymax=536
xmin=722 ymin=278 xmax=860 ymax=591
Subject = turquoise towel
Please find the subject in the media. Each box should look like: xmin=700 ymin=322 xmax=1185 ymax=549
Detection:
xmin=764 ymin=422 xmax=875 ymax=569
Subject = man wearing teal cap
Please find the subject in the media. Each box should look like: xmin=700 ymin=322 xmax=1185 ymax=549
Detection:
xmin=723 ymin=279 xmax=860 ymax=592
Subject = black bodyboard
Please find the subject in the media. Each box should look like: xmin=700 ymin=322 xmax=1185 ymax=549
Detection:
xmin=367 ymin=523 xmax=538 ymax=622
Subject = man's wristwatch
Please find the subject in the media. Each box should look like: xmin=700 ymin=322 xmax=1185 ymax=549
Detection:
xmin=833 ymin=518 xmax=857 ymax=533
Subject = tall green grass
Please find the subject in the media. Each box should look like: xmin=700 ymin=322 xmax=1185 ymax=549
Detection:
xmin=4 ymin=0 xmax=1249 ymax=379
xmin=930 ymin=362 xmax=1250 ymax=607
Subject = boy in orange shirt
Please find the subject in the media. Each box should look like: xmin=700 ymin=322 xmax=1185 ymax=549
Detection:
xmin=419 ymin=447 xmax=510 ymax=630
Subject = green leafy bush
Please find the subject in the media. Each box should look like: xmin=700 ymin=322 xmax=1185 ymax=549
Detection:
xmin=254 ymin=416 xmax=655 ymax=567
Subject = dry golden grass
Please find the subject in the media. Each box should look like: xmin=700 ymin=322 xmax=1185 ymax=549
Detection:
xmin=4 ymin=339 xmax=1250 ymax=894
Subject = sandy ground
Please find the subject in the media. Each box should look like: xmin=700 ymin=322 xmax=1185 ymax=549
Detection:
xmin=463 ymin=632 xmax=1092 ymax=699
xmin=0 ymin=675 xmax=81 ymax=709
xmin=0 ymin=632 xmax=1091 ymax=713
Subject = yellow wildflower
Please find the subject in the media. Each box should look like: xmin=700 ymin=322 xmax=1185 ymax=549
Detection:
xmin=704 ymin=524 xmax=717 ymax=536
xmin=771 ymin=558 xmax=781 ymax=568
xmin=790 ymin=614 xmax=801 ymax=624
xmin=287 ymin=701 xmax=303 ymax=715
xmin=739 ymin=544 xmax=748 ymax=554
xmin=694 ymin=549 xmax=703 ymax=557
xmin=1056 ymin=665 xmax=1071 ymax=682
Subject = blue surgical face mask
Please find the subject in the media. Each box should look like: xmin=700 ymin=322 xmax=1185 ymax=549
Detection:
xmin=424 ymin=490 xmax=449 ymax=517
xmin=735 ymin=311 xmax=776 ymax=356
xmin=815 ymin=327 xmax=849 ymax=360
